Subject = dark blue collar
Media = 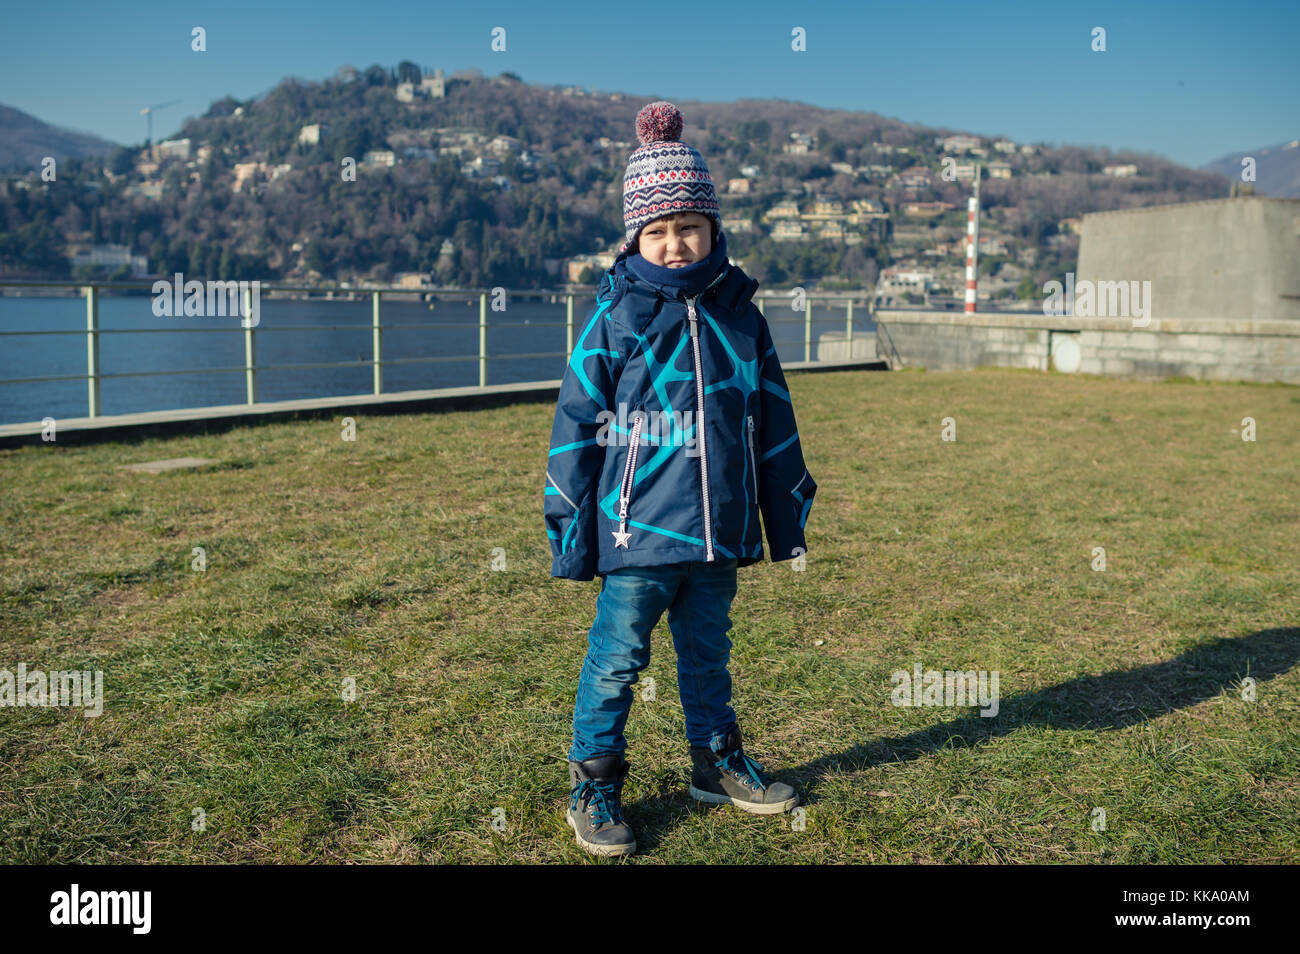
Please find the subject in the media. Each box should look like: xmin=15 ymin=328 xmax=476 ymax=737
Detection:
xmin=626 ymin=231 xmax=729 ymax=300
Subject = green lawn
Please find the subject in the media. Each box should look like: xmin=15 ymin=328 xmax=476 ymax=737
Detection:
xmin=1 ymin=367 xmax=1297 ymax=863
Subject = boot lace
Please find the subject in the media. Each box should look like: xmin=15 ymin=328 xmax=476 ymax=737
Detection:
xmin=571 ymin=778 xmax=624 ymax=827
xmin=718 ymin=748 xmax=768 ymax=791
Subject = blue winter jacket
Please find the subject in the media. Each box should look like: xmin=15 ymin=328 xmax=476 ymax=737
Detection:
xmin=544 ymin=231 xmax=817 ymax=581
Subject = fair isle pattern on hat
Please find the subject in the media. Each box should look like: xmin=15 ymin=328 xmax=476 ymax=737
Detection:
xmin=622 ymin=102 xmax=721 ymax=251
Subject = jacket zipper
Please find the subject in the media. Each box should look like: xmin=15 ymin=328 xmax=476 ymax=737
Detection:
xmin=683 ymin=268 xmax=728 ymax=562
xmin=613 ymin=414 xmax=644 ymax=549
xmin=746 ymin=414 xmax=758 ymax=504
xmin=686 ymin=299 xmax=714 ymax=561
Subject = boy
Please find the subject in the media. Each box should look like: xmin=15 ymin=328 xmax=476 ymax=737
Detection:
xmin=544 ymin=102 xmax=817 ymax=857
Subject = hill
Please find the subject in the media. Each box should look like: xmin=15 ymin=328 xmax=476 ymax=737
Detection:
xmin=1201 ymin=140 xmax=1300 ymax=198
xmin=0 ymin=65 xmax=1232 ymax=291
xmin=0 ymin=103 xmax=121 ymax=173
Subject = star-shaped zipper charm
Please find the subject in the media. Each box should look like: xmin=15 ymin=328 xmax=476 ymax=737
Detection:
xmin=612 ymin=528 xmax=631 ymax=548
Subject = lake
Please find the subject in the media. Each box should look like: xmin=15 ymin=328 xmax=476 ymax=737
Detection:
xmin=0 ymin=292 xmax=873 ymax=425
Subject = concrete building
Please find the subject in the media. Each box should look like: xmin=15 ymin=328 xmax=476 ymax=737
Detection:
xmin=1076 ymin=197 xmax=1300 ymax=322
xmin=397 ymin=69 xmax=446 ymax=102
xmin=891 ymin=167 xmax=934 ymax=190
xmin=565 ymin=250 xmax=617 ymax=283
xmin=154 ymin=138 xmax=191 ymax=160
xmin=462 ymin=155 xmax=502 ymax=177
xmin=488 ymin=135 xmax=522 ymax=156
xmin=232 ymin=161 xmax=265 ymax=192
xmin=942 ymin=134 xmax=981 ymax=154
xmin=763 ymin=200 xmax=800 ymax=221
xmin=901 ymin=201 xmax=955 ymax=217
xmin=874 ymin=196 xmax=1300 ymax=383
xmin=810 ymin=197 xmax=845 ymax=216
xmin=69 ymin=244 xmax=149 ymax=276
xmin=771 ymin=221 xmax=808 ymax=241
xmin=421 ymin=69 xmax=445 ymax=97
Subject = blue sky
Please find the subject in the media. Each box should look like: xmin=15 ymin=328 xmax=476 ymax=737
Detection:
xmin=2 ymin=0 xmax=1295 ymax=167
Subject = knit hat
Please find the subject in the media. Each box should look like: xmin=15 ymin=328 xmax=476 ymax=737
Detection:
xmin=621 ymin=102 xmax=721 ymax=253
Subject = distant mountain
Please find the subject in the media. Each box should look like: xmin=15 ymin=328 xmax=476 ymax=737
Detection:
xmin=0 ymin=103 xmax=121 ymax=173
xmin=1202 ymin=140 xmax=1300 ymax=197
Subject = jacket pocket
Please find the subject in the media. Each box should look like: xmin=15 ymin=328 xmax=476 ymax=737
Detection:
xmin=746 ymin=414 xmax=758 ymax=504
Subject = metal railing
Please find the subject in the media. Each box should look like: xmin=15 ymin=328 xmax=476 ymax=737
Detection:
xmin=875 ymin=319 xmax=904 ymax=369
xmin=0 ymin=280 xmax=876 ymax=420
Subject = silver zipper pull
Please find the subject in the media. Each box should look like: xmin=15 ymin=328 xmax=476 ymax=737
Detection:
xmin=613 ymin=416 xmax=641 ymax=549
xmin=687 ymin=299 xmax=698 ymax=336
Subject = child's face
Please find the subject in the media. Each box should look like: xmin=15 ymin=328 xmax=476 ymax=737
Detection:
xmin=637 ymin=212 xmax=713 ymax=268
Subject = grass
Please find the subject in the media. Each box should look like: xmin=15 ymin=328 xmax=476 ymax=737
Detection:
xmin=1 ymin=367 xmax=1297 ymax=864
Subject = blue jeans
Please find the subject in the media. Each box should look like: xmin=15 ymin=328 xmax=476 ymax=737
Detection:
xmin=569 ymin=559 xmax=740 ymax=762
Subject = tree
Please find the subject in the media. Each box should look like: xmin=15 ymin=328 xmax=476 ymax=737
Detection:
xmin=108 ymin=147 xmax=135 ymax=176
xmin=737 ymin=120 xmax=771 ymax=145
xmin=303 ymin=242 xmax=328 ymax=274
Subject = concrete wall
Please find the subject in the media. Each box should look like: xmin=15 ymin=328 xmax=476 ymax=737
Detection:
xmin=873 ymin=310 xmax=1300 ymax=384
xmin=816 ymin=331 xmax=878 ymax=362
xmin=1076 ymin=197 xmax=1300 ymax=322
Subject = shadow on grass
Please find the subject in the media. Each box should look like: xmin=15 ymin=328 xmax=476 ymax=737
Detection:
xmin=619 ymin=626 xmax=1298 ymax=856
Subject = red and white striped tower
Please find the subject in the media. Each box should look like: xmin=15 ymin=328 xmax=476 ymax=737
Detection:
xmin=964 ymin=163 xmax=981 ymax=313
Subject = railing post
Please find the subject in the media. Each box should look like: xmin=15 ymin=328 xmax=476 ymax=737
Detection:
xmin=243 ymin=284 xmax=257 ymax=404
xmin=846 ymin=297 xmax=854 ymax=354
xmin=478 ymin=291 xmax=487 ymax=388
xmin=804 ymin=294 xmax=812 ymax=362
xmin=372 ymin=291 xmax=382 ymax=395
xmin=565 ymin=294 xmax=574 ymax=363
xmin=85 ymin=285 xmax=100 ymax=418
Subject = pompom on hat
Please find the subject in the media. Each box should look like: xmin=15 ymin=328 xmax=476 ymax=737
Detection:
xmin=621 ymin=102 xmax=721 ymax=252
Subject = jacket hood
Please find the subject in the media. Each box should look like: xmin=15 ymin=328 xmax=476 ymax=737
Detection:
xmin=598 ymin=230 xmax=761 ymax=320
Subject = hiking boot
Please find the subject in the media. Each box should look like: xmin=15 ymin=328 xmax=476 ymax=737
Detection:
xmin=566 ymin=754 xmax=637 ymax=857
xmin=689 ymin=727 xmax=798 ymax=814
